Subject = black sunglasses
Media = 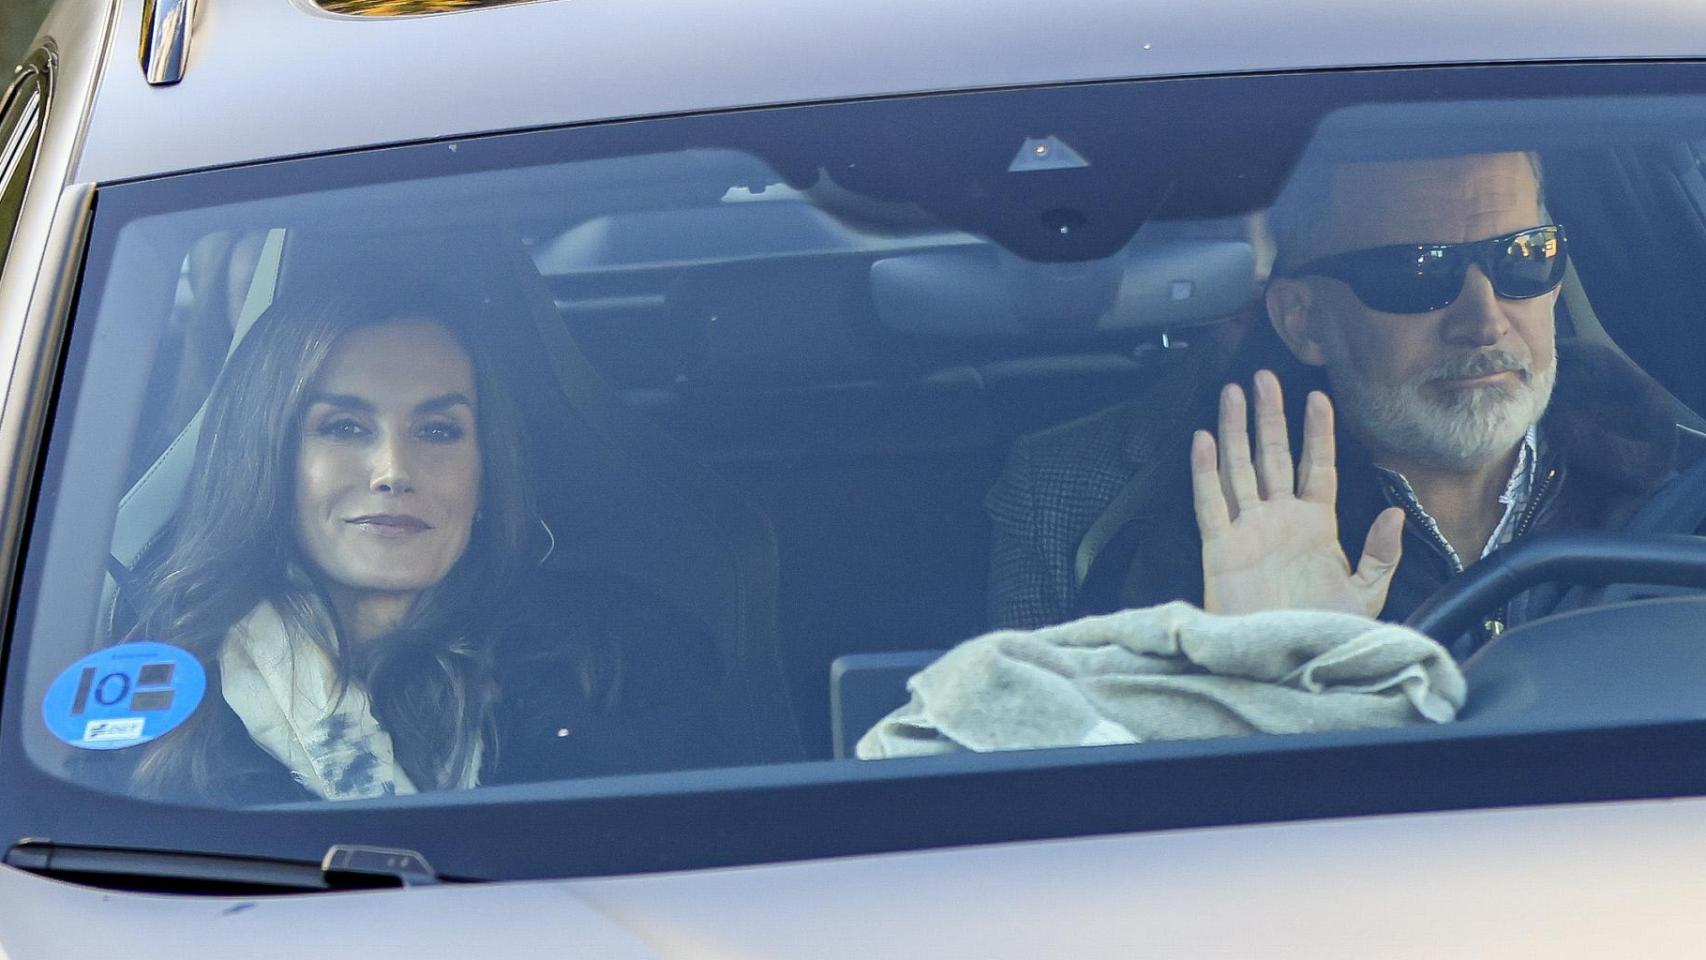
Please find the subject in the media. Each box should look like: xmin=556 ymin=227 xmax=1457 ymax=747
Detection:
xmin=1279 ymin=224 xmax=1569 ymax=314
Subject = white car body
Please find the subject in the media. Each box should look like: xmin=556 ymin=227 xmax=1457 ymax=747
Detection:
xmin=6 ymin=795 xmax=1706 ymax=958
xmin=5 ymin=0 xmax=1706 ymax=955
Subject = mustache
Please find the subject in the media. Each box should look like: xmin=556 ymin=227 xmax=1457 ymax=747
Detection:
xmin=1425 ymin=349 xmax=1530 ymax=383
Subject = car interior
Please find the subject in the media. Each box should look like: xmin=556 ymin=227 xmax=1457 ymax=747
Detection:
xmin=57 ymin=107 xmax=1706 ymax=779
xmin=94 ymin=197 xmax=1259 ymax=763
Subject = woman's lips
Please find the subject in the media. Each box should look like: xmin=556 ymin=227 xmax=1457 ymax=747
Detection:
xmin=346 ymin=514 xmax=432 ymax=538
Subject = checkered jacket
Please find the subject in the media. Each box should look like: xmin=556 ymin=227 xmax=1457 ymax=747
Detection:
xmin=986 ymin=397 xmax=1179 ymax=630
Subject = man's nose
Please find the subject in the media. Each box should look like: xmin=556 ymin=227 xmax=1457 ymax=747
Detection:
xmin=369 ymin=433 xmax=415 ymax=494
xmin=1439 ymin=265 xmax=1509 ymax=347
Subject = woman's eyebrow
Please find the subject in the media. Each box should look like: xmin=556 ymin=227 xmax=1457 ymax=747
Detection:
xmin=415 ymin=393 xmax=474 ymax=415
xmin=308 ymin=393 xmax=375 ymax=412
xmin=305 ymin=393 xmax=472 ymax=414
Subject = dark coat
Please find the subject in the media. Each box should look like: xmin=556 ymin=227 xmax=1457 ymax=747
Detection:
xmin=77 ymin=572 xmax=746 ymax=805
xmin=987 ymin=338 xmax=1706 ymax=654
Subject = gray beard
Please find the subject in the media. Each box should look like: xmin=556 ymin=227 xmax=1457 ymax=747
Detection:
xmin=1323 ymin=347 xmax=1556 ymax=472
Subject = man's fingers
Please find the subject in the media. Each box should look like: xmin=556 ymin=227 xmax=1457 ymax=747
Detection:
xmin=1251 ymin=370 xmax=1295 ymax=500
xmin=1217 ymin=382 xmax=1261 ymax=509
xmin=1352 ymin=507 xmax=1406 ymax=610
xmin=1297 ymin=390 xmax=1338 ymax=505
xmin=1190 ymin=429 xmax=1231 ymax=539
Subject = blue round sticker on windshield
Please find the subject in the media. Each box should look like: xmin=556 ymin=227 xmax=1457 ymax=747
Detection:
xmin=41 ymin=642 xmax=206 ymax=750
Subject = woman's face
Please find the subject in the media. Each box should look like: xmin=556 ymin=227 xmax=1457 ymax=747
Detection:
xmin=294 ymin=320 xmax=482 ymax=600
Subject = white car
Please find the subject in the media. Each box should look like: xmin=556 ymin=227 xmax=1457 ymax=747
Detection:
xmin=6 ymin=0 xmax=1706 ymax=956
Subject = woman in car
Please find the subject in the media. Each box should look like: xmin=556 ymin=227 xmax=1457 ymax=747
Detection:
xmin=109 ymin=287 xmax=735 ymax=804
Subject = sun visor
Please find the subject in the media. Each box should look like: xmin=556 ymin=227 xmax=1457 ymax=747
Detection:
xmin=871 ymin=239 xmax=1253 ymax=340
xmin=1299 ymin=96 xmax=1706 ymax=163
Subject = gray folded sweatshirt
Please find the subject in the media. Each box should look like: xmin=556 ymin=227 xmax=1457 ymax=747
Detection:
xmin=857 ymin=601 xmax=1465 ymax=759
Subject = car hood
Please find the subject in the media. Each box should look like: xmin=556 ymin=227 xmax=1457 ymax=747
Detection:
xmin=0 ymin=861 xmax=656 ymax=959
xmin=6 ymin=795 xmax=1706 ymax=958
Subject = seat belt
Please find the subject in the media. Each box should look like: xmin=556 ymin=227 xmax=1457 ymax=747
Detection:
xmin=1623 ymin=429 xmax=1706 ymax=536
xmin=97 ymin=229 xmax=288 ymax=640
xmin=1071 ymin=340 xmax=1241 ymax=597
xmin=1074 ymin=459 xmax=1164 ymax=594
xmin=1546 ymin=427 xmax=1706 ymax=617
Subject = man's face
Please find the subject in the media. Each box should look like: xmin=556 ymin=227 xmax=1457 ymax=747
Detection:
xmin=1267 ymin=152 xmax=1558 ymax=471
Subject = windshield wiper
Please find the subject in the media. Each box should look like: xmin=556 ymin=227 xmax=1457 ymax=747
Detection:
xmin=3 ymin=840 xmax=443 ymax=895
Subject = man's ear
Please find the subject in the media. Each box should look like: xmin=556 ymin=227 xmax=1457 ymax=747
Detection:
xmin=1264 ymin=278 xmax=1329 ymax=367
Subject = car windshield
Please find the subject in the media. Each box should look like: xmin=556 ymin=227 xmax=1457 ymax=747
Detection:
xmin=10 ymin=62 xmax=1706 ymax=882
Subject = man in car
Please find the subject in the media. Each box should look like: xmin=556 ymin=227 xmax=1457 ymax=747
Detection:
xmin=986 ymin=151 xmax=1706 ymax=656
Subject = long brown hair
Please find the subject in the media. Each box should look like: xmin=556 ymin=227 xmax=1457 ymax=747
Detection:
xmin=129 ymin=286 xmax=540 ymax=801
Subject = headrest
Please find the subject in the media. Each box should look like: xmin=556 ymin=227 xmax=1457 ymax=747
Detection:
xmin=666 ymin=260 xmax=887 ymax=386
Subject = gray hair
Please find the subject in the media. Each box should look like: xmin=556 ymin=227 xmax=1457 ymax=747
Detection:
xmin=1266 ymin=151 xmax=1546 ymax=276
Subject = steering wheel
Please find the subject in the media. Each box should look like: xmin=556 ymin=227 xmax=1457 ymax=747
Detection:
xmin=1404 ymin=532 xmax=1706 ymax=643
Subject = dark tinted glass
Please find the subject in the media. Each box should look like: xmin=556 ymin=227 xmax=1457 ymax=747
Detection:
xmin=10 ymin=64 xmax=1706 ymax=883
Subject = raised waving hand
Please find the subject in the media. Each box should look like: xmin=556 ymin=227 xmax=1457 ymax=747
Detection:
xmin=1190 ymin=369 xmax=1405 ymax=618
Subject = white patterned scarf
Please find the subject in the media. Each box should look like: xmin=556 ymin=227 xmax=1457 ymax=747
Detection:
xmin=219 ymin=599 xmax=480 ymax=800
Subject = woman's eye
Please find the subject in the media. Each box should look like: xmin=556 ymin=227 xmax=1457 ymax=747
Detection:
xmin=418 ymin=421 xmax=466 ymax=443
xmin=316 ymin=417 xmax=366 ymax=439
